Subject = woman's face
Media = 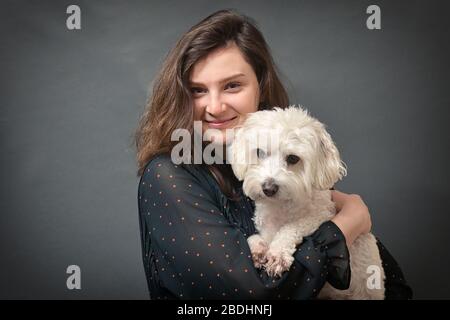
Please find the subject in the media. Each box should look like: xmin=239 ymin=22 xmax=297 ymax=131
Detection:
xmin=190 ymin=42 xmax=260 ymax=145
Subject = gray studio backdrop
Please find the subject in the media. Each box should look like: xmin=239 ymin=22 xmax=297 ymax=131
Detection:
xmin=1 ymin=0 xmax=449 ymax=299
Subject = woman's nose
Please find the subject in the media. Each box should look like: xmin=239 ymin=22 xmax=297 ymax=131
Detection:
xmin=205 ymin=93 xmax=225 ymax=115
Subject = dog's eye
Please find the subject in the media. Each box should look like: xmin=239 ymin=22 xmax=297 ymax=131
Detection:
xmin=286 ymin=154 xmax=300 ymax=165
xmin=256 ymin=148 xmax=266 ymax=159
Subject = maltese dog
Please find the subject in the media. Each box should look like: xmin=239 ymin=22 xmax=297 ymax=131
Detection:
xmin=229 ymin=105 xmax=385 ymax=299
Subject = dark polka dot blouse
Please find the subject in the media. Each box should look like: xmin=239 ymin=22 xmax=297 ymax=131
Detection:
xmin=137 ymin=153 xmax=412 ymax=300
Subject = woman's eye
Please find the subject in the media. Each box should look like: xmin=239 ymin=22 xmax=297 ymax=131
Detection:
xmin=190 ymin=87 xmax=206 ymax=95
xmin=286 ymin=154 xmax=300 ymax=165
xmin=256 ymin=148 xmax=266 ymax=159
xmin=225 ymin=82 xmax=241 ymax=90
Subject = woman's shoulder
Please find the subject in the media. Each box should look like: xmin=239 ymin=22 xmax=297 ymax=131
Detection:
xmin=138 ymin=153 xmax=229 ymax=212
xmin=142 ymin=152 xmax=176 ymax=173
xmin=140 ymin=152 xmax=215 ymax=189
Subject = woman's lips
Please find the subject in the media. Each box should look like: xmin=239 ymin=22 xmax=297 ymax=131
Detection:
xmin=205 ymin=116 xmax=237 ymax=128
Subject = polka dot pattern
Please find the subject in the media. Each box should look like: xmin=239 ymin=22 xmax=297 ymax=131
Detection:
xmin=137 ymin=153 xmax=412 ymax=300
xmin=376 ymin=239 xmax=413 ymax=299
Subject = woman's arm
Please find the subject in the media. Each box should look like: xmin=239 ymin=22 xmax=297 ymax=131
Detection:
xmin=331 ymin=189 xmax=413 ymax=299
xmin=138 ymin=154 xmax=351 ymax=299
xmin=376 ymin=239 xmax=413 ymax=299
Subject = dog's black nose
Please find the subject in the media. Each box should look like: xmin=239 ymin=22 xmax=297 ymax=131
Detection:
xmin=262 ymin=179 xmax=279 ymax=197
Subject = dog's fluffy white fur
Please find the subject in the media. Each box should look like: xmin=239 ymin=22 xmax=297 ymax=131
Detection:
xmin=230 ymin=105 xmax=385 ymax=299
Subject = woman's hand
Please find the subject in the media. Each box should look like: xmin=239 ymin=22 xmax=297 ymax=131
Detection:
xmin=330 ymin=190 xmax=372 ymax=247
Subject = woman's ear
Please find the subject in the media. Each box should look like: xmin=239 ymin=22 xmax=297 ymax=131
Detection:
xmin=229 ymin=127 xmax=250 ymax=181
xmin=313 ymin=123 xmax=347 ymax=190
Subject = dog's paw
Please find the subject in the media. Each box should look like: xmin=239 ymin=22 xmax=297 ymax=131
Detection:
xmin=247 ymin=235 xmax=269 ymax=268
xmin=264 ymin=248 xmax=294 ymax=278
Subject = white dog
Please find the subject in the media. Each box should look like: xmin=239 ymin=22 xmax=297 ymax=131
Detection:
xmin=229 ymin=105 xmax=385 ymax=299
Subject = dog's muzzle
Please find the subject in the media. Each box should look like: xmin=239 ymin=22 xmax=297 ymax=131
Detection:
xmin=261 ymin=178 xmax=279 ymax=197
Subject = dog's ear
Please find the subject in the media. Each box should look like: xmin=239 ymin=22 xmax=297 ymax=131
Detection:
xmin=313 ymin=123 xmax=347 ymax=190
xmin=229 ymin=126 xmax=250 ymax=181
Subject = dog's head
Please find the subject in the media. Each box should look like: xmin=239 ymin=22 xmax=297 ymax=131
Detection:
xmin=229 ymin=105 xmax=347 ymax=201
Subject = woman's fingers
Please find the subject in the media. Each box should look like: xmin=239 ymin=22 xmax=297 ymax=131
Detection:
xmin=331 ymin=189 xmax=346 ymax=211
xmin=331 ymin=189 xmax=372 ymax=236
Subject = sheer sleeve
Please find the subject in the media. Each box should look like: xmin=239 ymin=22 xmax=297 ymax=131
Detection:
xmin=138 ymin=154 xmax=351 ymax=300
xmin=376 ymin=239 xmax=413 ymax=299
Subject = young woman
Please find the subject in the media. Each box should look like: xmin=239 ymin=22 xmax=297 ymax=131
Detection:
xmin=134 ymin=9 xmax=412 ymax=300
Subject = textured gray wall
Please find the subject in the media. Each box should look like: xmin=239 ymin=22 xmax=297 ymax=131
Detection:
xmin=1 ymin=0 xmax=449 ymax=299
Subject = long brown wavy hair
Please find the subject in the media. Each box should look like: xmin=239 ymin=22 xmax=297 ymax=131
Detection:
xmin=134 ymin=9 xmax=290 ymax=200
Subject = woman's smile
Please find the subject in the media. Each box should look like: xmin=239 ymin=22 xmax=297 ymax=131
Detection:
xmin=205 ymin=116 xmax=238 ymax=129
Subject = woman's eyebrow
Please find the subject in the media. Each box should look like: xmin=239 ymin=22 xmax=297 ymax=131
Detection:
xmin=189 ymin=73 xmax=246 ymax=85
